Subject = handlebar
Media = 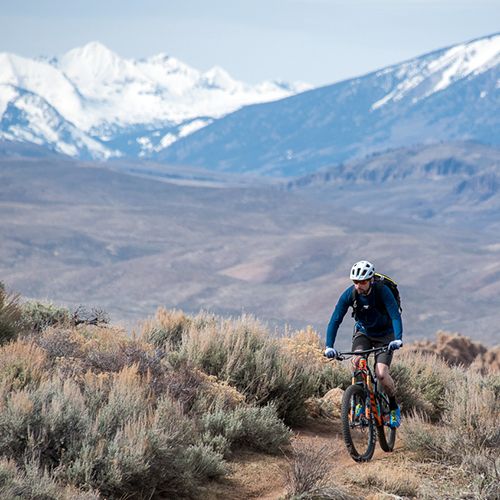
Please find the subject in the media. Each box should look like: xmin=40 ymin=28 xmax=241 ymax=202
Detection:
xmin=333 ymin=345 xmax=390 ymax=361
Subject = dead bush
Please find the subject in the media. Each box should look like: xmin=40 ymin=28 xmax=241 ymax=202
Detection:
xmin=285 ymin=440 xmax=354 ymax=500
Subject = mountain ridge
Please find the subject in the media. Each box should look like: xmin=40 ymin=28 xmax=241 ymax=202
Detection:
xmin=159 ymin=33 xmax=500 ymax=176
xmin=0 ymin=42 xmax=311 ymax=160
xmin=2 ymin=34 xmax=499 ymax=170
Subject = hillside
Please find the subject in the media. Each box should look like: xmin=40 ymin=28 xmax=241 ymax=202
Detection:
xmin=159 ymin=33 xmax=500 ymax=176
xmin=0 ymin=291 xmax=497 ymax=499
xmin=1 ymin=144 xmax=500 ymax=346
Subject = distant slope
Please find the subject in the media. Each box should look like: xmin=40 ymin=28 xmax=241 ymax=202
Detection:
xmin=158 ymin=33 xmax=500 ymax=176
xmin=1 ymin=146 xmax=499 ymax=345
xmin=285 ymin=142 xmax=500 ymax=189
xmin=285 ymin=141 xmax=500 ymax=215
xmin=0 ymin=139 xmax=66 ymax=159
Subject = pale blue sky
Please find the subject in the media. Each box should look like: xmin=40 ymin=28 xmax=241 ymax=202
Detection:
xmin=2 ymin=0 xmax=499 ymax=85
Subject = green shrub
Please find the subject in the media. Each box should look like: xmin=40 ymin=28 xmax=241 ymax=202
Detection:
xmin=0 ymin=457 xmax=101 ymax=499
xmin=391 ymin=350 xmax=452 ymax=421
xmin=316 ymin=361 xmax=352 ymax=395
xmin=0 ymin=364 xmax=228 ymax=499
xmin=181 ymin=444 xmax=227 ymax=480
xmin=402 ymin=369 xmax=500 ymax=497
xmin=21 ymin=301 xmax=71 ymax=333
xmin=0 ymin=287 xmax=22 ymax=344
xmin=178 ymin=314 xmax=323 ymax=425
xmin=202 ymin=404 xmax=291 ymax=455
xmin=0 ymin=377 xmax=89 ymax=466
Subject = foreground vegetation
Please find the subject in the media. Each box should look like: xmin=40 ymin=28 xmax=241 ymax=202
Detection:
xmin=0 ymin=284 xmax=498 ymax=498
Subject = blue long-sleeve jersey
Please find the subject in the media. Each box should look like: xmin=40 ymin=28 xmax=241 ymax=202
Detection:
xmin=326 ymin=284 xmax=403 ymax=348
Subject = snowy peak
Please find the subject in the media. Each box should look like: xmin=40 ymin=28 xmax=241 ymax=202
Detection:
xmin=372 ymin=33 xmax=500 ymax=109
xmin=62 ymin=40 xmax=121 ymax=64
xmin=143 ymin=53 xmax=197 ymax=76
xmin=56 ymin=42 xmax=143 ymax=96
xmin=199 ymin=66 xmax=239 ymax=91
xmin=0 ymin=52 xmax=86 ymax=127
xmin=0 ymin=41 xmax=311 ymax=159
xmin=0 ymin=88 xmax=115 ymax=160
xmin=158 ymin=33 xmax=499 ymax=176
xmin=1 ymin=35 xmax=497 ymax=165
xmin=50 ymin=41 xmax=310 ymax=117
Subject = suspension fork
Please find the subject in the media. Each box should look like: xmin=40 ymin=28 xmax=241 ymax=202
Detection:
xmin=366 ymin=374 xmax=383 ymax=426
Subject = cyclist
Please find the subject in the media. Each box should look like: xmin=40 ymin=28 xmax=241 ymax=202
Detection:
xmin=324 ymin=260 xmax=403 ymax=427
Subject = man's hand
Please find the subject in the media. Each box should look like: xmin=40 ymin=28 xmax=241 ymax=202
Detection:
xmin=324 ymin=347 xmax=338 ymax=359
xmin=388 ymin=340 xmax=403 ymax=351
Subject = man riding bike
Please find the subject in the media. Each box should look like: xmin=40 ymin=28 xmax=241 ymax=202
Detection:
xmin=324 ymin=260 xmax=403 ymax=428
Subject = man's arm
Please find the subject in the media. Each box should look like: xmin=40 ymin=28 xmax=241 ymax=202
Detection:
xmin=326 ymin=287 xmax=353 ymax=347
xmin=380 ymin=285 xmax=403 ymax=341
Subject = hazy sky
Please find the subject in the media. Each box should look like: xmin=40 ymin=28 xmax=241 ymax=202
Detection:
xmin=2 ymin=0 xmax=499 ymax=85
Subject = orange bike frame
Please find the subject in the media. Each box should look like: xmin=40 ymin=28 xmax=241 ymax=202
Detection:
xmin=352 ymin=357 xmax=383 ymax=426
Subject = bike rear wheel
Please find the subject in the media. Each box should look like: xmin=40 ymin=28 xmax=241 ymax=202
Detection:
xmin=376 ymin=391 xmax=396 ymax=452
xmin=341 ymin=384 xmax=376 ymax=462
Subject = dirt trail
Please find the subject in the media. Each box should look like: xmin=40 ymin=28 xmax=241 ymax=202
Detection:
xmin=202 ymin=417 xmax=402 ymax=499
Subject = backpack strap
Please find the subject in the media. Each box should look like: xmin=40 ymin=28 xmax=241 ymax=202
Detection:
xmin=351 ymin=282 xmax=386 ymax=320
xmin=351 ymin=286 xmax=358 ymax=319
xmin=372 ymin=281 xmax=388 ymax=317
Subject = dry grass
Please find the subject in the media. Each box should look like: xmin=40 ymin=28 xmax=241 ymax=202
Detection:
xmin=0 ymin=299 xmax=496 ymax=499
xmin=281 ymin=327 xmax=351 ymax=394
xmin=348 ymin=464 xmax=420 ymax=498
xmin=0 ymin=340 xmax=49 ymax=394
xmin=285 ymin=440 xmax=354 ymax=500
xmin=141 ymin=307 xmax=192 ymax=349
xmin=0 ymin=311 xmax=301 ymax=498
xmin=391 ymin=349 xmax=453 ymax=421
xmin=401 ymin=368 xmax=500 ymax=498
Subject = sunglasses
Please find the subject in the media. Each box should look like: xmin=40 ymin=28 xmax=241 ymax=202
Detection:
xmin=352 ymin=279 xmax=370 ymax=285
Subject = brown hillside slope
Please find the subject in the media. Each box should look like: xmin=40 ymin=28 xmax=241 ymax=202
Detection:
xmin=408 ymin=330 xmax=500 ymax=373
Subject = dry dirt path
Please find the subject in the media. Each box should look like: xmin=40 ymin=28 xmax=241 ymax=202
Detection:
xmin=202 ymin=417 xmax=407 ymax=500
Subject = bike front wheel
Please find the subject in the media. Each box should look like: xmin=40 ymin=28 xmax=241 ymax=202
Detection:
xmin=341 ymin=384 xmax=376 ymax=462
xmin=376 ymin=392 xmax=396 ymax=452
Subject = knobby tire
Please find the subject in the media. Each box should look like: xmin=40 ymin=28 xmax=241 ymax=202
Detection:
xmin=341 ymin=384 xmax=376 ymax=462
xmin=376 ymin=392 xmax=396 ymax=452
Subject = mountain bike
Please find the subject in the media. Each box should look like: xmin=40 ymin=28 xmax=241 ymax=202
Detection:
xmin=335 ymin=346 xmax=396 ymax=462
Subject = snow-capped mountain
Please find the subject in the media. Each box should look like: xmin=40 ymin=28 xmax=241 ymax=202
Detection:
xmin=159 ymin=33 xmax=500 ymax=176
xmin=0 ymin=42 xmax=312 ymax=159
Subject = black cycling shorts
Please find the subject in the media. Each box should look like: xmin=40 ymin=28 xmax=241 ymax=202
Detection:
xmin=352 ymin=331 xmax=395 ymax=366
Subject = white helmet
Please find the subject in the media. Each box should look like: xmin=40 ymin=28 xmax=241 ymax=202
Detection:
xmin=350 ymin=260 xmax=375 ymax=280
